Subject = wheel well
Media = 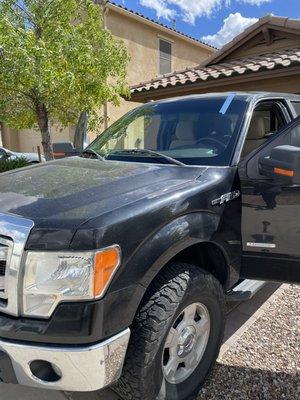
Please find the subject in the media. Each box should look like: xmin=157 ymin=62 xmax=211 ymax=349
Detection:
xmin=130 ymin=242 xmax=229 ymax=329
xmin=167 ymin=242 xmax=229 ymax=286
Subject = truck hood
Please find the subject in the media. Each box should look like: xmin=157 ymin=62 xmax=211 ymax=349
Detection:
xmin=0 ymin=157 xmax=204 ymax=230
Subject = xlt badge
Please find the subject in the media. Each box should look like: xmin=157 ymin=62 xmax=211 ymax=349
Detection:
xmin=212 ymin=190 xmax=241 ymax=206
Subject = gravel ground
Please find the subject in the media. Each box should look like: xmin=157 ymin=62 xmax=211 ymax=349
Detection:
xmin=197 ymin=284 xmax=300 ymax=400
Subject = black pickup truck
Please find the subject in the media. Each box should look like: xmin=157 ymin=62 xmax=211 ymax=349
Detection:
xmin=0 ymin=92 xmax=299 ymax=400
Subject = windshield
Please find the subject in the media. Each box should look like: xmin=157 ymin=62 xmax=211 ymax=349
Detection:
xmin=88 ymin=95 xmax=248 ymax=166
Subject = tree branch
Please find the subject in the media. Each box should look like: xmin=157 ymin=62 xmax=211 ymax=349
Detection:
xmin=14 ymin=3 xmax=34 ymax=23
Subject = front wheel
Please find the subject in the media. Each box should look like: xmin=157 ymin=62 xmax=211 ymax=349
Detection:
xmin=114 ymin=263 xmax=225 ymax=400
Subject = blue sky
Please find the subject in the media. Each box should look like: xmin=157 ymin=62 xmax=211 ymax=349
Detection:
xmin=112 ymin=0 xmax=300 ymax=48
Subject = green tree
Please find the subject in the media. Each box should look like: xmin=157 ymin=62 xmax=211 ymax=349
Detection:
xmin=0 ymin=0 xmax=129 ymax=160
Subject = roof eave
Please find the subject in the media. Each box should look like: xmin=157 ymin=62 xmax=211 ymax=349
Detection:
xmin=130 ymin=64 xmax=300 ymax=102
xmin=201 ymin=15 xmax=300 ymax=67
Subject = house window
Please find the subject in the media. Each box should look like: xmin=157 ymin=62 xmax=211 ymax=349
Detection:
xmin=159 ymin=39 xmax=172 ymax=75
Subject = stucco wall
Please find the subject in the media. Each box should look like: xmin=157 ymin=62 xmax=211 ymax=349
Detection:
xmin=104 ymin=9 xmax=212 ymax=128
xmin=1 ymin=126 xmax=19 ymax=151
xmin=107 ymin=9 xmax=212 ymax=85
xmin=2 ymin=125 xmax=75 ymax=153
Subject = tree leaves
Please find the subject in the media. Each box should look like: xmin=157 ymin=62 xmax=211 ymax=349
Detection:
xmin=0 ymin=0 xmax=129 ymax=158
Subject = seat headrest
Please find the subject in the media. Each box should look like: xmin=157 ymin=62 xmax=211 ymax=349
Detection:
xmin=247 ymin=116 xmax=266 ymax=140
xmin=175 ymin=121 xmax=195 ymax=141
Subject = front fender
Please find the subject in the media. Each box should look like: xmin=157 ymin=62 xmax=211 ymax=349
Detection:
xmin=123 ymin=212 xmax=223 ymax=289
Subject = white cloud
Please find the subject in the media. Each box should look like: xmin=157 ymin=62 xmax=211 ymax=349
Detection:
xmin=239 ymin=0 xmax=271 ymax=4
xmin=167 ymin=0 xmax=222 ymax=23
xmin=139 ymin=0 xmax=272 ymax=25
xmin=202 ymin=12 xmax=258 ymax=48
xmin=140 ymin=0 xmax=222 ymax=24
xmin=140 ymin=0 xmax=176 ymax=20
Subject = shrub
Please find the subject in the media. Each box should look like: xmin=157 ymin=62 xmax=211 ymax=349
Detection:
xmin=0 ymin=156 xmax=29 ymax=173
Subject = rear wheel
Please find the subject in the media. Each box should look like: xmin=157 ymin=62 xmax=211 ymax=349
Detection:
xmin=114 ymin=263 xmax=225 ymax=400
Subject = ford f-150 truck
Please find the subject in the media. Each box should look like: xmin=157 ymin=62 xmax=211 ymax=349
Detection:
xmin=0 ymin=92 xmax=299 ymax=400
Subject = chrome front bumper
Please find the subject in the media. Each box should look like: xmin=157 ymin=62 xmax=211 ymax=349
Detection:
xmin=0 ymin=328 xmax=130 ymax=391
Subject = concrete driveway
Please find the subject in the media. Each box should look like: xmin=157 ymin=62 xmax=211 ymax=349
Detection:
xmin=0 ymin=283 xmax=281 ymax=400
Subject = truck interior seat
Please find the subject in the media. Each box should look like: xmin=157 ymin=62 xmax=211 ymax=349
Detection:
xmin=169 ymin=121 xmax=197 ymax=149
xmin=241 ymin=115 xmax=267 ymax=157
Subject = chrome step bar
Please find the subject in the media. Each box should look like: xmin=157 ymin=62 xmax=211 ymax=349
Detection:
xmin=226 ymin=279 xmax=266 ymax=301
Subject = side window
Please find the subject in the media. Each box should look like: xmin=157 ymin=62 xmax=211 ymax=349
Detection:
xmin=291 ymin=102 xmax=300 ymax=116
xmin=245 ymin=119 xmax=300 ymax=180
xmin=159 ymin=39 xmax=172 ymax=76
xmin=241 ymin=102 xmax=286 ymax=158
xmin=253 ymin=108 xmax=283 ymax=135
xmin=290 ymin=124 xmax=300 ymax=147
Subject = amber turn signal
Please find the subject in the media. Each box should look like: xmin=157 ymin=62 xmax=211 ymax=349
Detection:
xmin=274 ymin=167 xmax=294 ymax=177
xmin=93 ymin=246 xmax=121 ymax=298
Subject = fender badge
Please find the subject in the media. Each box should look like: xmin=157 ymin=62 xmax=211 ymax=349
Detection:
xmin=247 ymin=242 xmax=276 ymax=249
xmin=212 ymin=190 xmax=241 ymax=206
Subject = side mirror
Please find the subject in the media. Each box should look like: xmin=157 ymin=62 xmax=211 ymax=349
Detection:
xmin=259 ymin=145 xmax=300 ymax=185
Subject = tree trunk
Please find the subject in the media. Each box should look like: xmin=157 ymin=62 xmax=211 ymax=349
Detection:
xmin=36 ymin=103 xmax=54 ymax=161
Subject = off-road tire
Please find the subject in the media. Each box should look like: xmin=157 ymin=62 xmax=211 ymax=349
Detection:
xmin=113 ymin=263 xmax=226 ymax=400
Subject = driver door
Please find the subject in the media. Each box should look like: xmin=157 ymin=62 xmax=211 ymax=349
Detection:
xmin=239 ymin=116 xmax=300 ymax=283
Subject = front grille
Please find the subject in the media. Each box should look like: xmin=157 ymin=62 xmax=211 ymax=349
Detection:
xmin=0 ymin=213 xmax=34 ymax=316
xmin=0 ymin=241 xmax=10 ymax=296
xmin=0 ymin=260 xmax=5 ymax=276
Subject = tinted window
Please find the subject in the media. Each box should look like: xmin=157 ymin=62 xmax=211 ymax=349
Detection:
xmin=241 ymin=102 xmax=285 ymax=158
xmin=252 ymin=108 xmax=284 ymax=135
xmin=292 ymin=102 xmax=300 ymax=116
xmin=245 ymin=117 xmax=300 ymax=180
xmin=88 ymin=96 xmax=248 ymax=166
xmin=291 ymin=123 xmax=300 ymax=147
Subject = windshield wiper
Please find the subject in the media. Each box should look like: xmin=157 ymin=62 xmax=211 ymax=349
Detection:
xmin=81 ymin=149 xmax=105 ymax=161
xmin=107 ymin=149 xmax=185 ymax=166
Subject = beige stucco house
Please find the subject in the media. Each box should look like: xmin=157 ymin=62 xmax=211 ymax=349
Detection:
xmin=1 ymin=0 xmax=214 ymax=152
xmin=130 ymin=15 xmax=300 ymax=102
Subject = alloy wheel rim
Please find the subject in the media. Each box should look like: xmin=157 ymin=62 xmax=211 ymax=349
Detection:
xmin=162 ymin=302 xmax=211 ymax=385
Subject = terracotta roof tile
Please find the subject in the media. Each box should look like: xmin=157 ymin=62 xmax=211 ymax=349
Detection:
xmin=131 ymin=48 xmax=300 ymax=95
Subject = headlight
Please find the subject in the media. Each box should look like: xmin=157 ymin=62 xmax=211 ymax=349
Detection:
xmin=23 ymin=245 xmax=121 ymax=318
